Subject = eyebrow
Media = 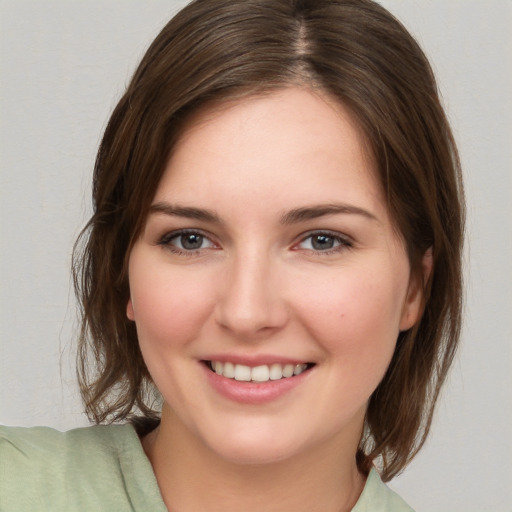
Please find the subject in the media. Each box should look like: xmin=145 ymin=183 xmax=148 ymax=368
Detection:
xmin=149 ymin=201 xmax=377 ymax=225
xmin=280 ymin=203 xmax=378 ymax=224
xmin=149 ymin=202 xmax=221 ymax=223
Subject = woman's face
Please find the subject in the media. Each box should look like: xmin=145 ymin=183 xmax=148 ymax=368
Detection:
xmin=127 ymin=87 xmax=424 ymax=464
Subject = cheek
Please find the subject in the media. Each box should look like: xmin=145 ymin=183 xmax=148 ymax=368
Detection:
xmin=293 ymin=265 xmax=407 ymax=374
xmin=128 ymin=262 xmax=218 ymax=351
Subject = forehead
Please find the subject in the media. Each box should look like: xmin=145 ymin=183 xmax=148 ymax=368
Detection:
xmin=156 ymin=87 xmax=382 ymax=209
xmin=176 ymin=87 xmax=371 ymax=158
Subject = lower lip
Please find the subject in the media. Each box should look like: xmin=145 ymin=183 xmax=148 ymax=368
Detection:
xmin=202 ymin=364 xmax=311 ymax=405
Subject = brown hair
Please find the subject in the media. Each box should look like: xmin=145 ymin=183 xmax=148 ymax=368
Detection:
xmin=73 ymin=0 xmax=464 ymax=480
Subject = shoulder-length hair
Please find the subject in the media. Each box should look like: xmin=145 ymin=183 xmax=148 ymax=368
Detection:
xmin=73 ymin=0 xmax=464 ymax=481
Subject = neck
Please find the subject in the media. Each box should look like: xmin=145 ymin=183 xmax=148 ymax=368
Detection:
xmin=142 ymin=406 xmax=366 ymax=512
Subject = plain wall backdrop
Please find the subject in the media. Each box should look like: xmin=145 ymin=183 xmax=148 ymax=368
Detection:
xmin=1 ymin=1 xmax=511 ymax=511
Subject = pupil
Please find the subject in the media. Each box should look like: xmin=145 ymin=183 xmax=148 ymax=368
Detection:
xmin=312 ymin=235 xmax=334 ymax=250
xmin=181 ymin=234 xmax=203 ymax=250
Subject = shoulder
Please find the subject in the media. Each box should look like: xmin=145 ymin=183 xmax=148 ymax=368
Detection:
xmin=0 ymin=423 xmax=134 ymax=469
xmin=352 ymin=468 xmax=415 ymax=512
xmin=0 ymin=424 xmax=166 ymax=512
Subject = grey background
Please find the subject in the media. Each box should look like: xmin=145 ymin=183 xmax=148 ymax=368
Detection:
xmin=1 ymin=1 xmax=511 ymax=510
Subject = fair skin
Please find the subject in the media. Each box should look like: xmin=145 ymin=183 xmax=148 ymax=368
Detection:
xmin=127 ymin=87 xmax=426 ymax=511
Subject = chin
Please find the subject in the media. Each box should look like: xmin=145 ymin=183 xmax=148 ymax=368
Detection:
xmin=197 ymin=420 xmax=308 ymax=466
xmin=212 ymin=438 xmax=300 ymax=466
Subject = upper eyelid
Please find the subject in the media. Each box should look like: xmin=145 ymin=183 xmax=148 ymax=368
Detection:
xmin=289 ymin=232 xmax=354 ymax=256
xmin=159 ymin=228 xmax=216 ymax=243
xmin=156 ymin=227 xmax=353 ymax=250
xmin=158 ymin=229 xmax=219 ymax=256
xmin=295 ymin=229 xmax=353 ymax=244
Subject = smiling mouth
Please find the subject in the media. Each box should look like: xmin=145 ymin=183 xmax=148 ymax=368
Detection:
xmin=205 ymin=361 xmax=315 ymax=382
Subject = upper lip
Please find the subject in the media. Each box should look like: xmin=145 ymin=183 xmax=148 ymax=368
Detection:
xmin=201 ymin=354 xmax=314 ymax=366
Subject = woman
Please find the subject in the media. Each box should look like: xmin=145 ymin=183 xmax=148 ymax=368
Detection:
xmin=0 ymin=0 xmax=464 ymax=510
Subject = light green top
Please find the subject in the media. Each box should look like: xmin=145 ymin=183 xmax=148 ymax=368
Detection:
xmin=0 ymin=424 xmax=413 ymax=511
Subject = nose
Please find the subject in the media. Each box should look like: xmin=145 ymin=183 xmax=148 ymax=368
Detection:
xmin=214 ymin=250 xmax=289 ymax=339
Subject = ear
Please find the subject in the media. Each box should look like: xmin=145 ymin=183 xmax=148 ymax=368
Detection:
xmin=399 ymin=247 xmax=433 ymax=331
xmin=126 ymin=298 xmax=135 ymax=321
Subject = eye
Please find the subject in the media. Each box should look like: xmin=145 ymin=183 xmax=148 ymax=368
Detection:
xmin=159 ymin=230 xmax=216 ymax=254
xmin=296 ymin=231 xmax=352 ymax=253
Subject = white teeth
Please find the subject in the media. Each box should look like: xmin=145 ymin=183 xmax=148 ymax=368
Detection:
xmin=283 ymin=364 xmax=295 ymax=378
xmin=209 ymin=361 xmax=310 ymax=382
xmin=213 ymin=361 xmax=223 ymax=375
xmin=251 ymin=365 xmax=270 ymax=382
xmin=269 ymin=363 xmax=283 ymax=380
xmin=234 ymin=364 xmax=251 ymax=381
xmin=294 ymin=363 xmax=308 ymax=376
xmin=223 ymin=362 xmax=235 ymax=378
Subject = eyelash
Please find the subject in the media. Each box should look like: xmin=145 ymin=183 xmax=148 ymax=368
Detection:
xmin=157 ymin=229 xmax=353 ymax=256
xmin=158 ymin=229 xmax=218 ymax=257
xmin=294 ymin=230 xmax=353 ymax=255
